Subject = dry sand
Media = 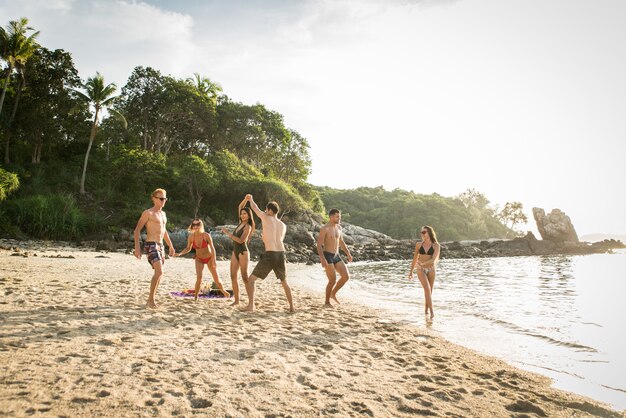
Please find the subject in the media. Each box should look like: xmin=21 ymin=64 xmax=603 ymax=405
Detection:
xmin=1 ymin=242 xmax=624 ymax=417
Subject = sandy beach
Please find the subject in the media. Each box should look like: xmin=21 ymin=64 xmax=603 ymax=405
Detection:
xmin=0 ymin=243 xmax=623 ymax=417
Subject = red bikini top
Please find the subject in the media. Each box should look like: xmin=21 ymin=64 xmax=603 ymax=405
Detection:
xmin=192 ymin=237 xmax=209 ymax=249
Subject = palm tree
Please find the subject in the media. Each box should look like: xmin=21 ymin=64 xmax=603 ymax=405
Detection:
xmin=0 ymin=17 xmax=39 ymax=117
xmin=186 ymin=73 xmax=222 ymax=107
xmin=74 ymin=72 xmax=125 ymax=194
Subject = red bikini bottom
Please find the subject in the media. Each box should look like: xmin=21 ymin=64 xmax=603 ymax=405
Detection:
xmin=195 ymin=255 xmax=212 ymax=264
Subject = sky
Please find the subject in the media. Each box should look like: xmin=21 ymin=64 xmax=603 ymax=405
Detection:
xmin=2 ymin=0 xmax=625 ymax=236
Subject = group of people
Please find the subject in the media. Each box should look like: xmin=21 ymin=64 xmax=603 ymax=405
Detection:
xmin=133 ymin=188 xmax=440 ymax=318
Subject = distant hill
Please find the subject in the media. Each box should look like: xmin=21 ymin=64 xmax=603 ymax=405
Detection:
xmin=316 ymin=186 xmax=511 ymax=241
xmin=580 ymin=233 xmax=626 ymax=243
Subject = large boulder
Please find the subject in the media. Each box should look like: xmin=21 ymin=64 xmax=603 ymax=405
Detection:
xmin=532 ymin=208 xmax=579 ymax=243
xmin=341 ymin=223 xmax=392 ymax=246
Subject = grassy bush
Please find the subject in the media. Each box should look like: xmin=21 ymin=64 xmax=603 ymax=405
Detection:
xmin=5 ymin=193 xmax=98 ymax=240
xmin=0 ymin=167 xmax=20 ymax=201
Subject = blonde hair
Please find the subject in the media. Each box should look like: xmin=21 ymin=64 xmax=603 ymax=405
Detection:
xmin=187 ymin=218 xmax=205 ymax=233
xmin=151 ymin=188 xmax=167 ymax=197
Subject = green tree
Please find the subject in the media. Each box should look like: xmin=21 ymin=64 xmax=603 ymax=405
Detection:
xmin=457 ymin=188 xmax=490 ymax=211
xmin=186 ymin=72 xmax=222 ymax=107
xmin=75 ymin=72 xmax=125 ymax=194
xmin=178 ymin=155 xmax=218 ymax=218
xmin=498 ymin=201 xmax=528 ymax=236
xmin=12 ymin=48 xmax=84 ymax=164
xmin=267 ymin=129 xmax=312 ymax=184
xmin=0 ymin=167 xmax=19 ymax=201
xmin=318 ymin=186 xmax=512 ymax=241
xmin=0 ymin=17 xmax=40 ymax=163
xmin=119 ymin=68 xmax=214 ymax=156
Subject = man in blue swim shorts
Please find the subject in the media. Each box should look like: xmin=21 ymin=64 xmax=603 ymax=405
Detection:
xmin=316 ymin=208 xmax=353 ymax=307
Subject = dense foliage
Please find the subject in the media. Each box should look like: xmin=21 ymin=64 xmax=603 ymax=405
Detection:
xmin=317 ymin=186 xmax=512 ymax=241
xmin=0 ymin=17 xmax=516 ymax=241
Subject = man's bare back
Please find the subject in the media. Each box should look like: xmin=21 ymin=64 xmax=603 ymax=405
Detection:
xmin=261 ymin=216 xmax=287 ymax=252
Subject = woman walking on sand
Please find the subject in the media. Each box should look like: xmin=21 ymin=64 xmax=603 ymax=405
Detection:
xmin=221 ymin=198 xmax=255 ymax=306
xmin=408 ymin=225 xmax=440 ymax=318
xmin=176 ymin=219 xmax=230 ymax=300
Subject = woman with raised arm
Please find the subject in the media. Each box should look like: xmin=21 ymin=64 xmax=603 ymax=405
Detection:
xmin=408 ymin=225 xmax=441 ymax=318
xmin=176 ymin=218 xmax=230 ymax=300
xmin=221 ymin=198 xmax=255 ymax=306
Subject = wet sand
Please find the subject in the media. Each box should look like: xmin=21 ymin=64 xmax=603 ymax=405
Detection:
xmin=0 ymin=243 xmax=623 ymax=417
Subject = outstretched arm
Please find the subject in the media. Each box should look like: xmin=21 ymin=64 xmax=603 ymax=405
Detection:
xmin=238 ymin=196 xmax=248 ymax=212
xmin=133 ymin=210 xmax=149 ymax=259
xmin=246 ymin=194 xmax=266 ymax=220
xmin=176 ymin=236 xmax=193 ymax=256
xmin=222 ymin=224 xmax=251 ymax=244
xmin=163 ymin=230 xmax=175 ymax=256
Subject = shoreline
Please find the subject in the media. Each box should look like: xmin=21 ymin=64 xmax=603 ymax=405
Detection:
xmin=1 ymin=244 xmax=624 ymax=416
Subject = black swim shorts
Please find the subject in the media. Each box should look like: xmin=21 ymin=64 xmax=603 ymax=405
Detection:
xmin=323 ymin=251 xmax=343 ymax=265
xmin=251 ymin=251 xmax=286 ymax=281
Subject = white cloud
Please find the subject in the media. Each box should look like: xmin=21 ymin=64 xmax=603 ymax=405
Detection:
xmin=1 ymin=0 xmax=198 ymax=85
xmin=1 ymin=0 xmax=625 ymax=234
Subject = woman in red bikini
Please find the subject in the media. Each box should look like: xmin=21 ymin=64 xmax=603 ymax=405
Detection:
xmin=176 ymin=218 xmax=230 ymax=300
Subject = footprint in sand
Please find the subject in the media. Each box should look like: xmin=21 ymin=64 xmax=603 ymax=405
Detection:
xmin=367 ymin=350 xmax=384 ymax=359
xmin=433 ymin=389 xmax=463 ymax=402
xmin=296 ymin=375 xmax=318 ymax=390
xmin=350 ymin=401 xmax=373 ymax=416
xmin=397 ymin=401 xmax=438 ymax=416
xmin=505 ymin=400 xmax=546 ymax=417
xmin=71 ymin=397 xmax=96 ymax=404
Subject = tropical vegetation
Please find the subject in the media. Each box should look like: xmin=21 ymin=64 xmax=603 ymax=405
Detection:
xmin=0 ymin=17 xmax=522 ymax=242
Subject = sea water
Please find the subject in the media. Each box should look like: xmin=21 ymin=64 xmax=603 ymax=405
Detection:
xmin=288 ymin=250 xmax=626 ymax=410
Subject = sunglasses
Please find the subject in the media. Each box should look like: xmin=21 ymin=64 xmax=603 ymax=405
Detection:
xmin=191 ymin=222 xmax=201 ymax=227
xmin=420 ymin=231 xmax=428 ymax=235
xmin=154 ymin=197 xmax=168 ymax=202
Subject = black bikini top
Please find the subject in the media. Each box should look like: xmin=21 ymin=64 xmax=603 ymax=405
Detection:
xmin=419 ymin=244 xmax=435 ymax=255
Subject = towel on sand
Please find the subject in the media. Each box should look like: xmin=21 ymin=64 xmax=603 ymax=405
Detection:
xmin=170 ymin=289 xmax=233 ymax=299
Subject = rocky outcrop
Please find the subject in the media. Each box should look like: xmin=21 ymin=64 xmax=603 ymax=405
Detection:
xmin=89 ymin=214 xmax=623 ymax=262
xmin=533 ymin=208 xmax=579 ymax=243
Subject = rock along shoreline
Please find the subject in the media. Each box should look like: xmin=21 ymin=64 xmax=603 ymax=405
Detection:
xmin=6 ymin=218 xmax=623 ymax=264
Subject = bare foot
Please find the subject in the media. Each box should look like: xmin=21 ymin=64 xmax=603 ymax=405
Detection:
xmin=331 ymin=294 xmax=341 ymax=305
xmin=221 ymin=291 xmax=230 ymax=298
xmin=289 ymin=307 xmax=296 ymax=313
xmin=147 ymin=301 xmax=158 ymax=309
xmin=324 ymin=302 xmax=334 ymax=308
xmin=230 ymin=301 xmax=240 ymax=307
xmin=241 ymin=305 xmax=255 ymax=312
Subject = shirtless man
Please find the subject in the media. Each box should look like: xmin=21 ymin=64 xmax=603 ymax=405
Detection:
xmin=134 ymin=188 xmax=176 ymax=309
xmin=242 ymin=194 xmax=294 ymax=313
xmin=317 ymin=208 xmax=353 ymax=307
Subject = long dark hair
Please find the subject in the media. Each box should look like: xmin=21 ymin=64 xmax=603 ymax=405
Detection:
xmin=240 ymin=206 xmax=255 ymax=243
xmin=422 ymin=225 xmax=438 ymax=243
